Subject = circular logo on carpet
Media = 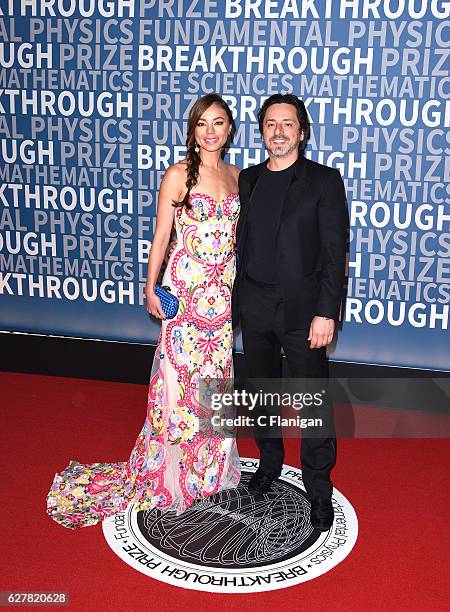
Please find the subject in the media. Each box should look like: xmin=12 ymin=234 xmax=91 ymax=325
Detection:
xmin=103 ymin=458 xmax=358 ymax=592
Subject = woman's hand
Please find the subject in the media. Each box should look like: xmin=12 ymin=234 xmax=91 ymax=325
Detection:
xmin=146 ymin=290 xmax=166 ymax=320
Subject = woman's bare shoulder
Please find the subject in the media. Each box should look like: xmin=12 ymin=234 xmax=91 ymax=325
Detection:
xmin=161 ymin=162 xmax=187 ymax=191
xmin=164 ymin=161 xmax=187 ymax=181
xmin=158 ymin=163 xmax=188 ymax=203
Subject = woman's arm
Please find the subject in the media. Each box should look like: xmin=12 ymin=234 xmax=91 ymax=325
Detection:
xmin=145 ymin=164 xmax=184 ymax=319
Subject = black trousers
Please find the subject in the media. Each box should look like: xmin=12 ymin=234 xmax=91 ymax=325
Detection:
xmin=239 ymin=276 xmax=336 ymax=501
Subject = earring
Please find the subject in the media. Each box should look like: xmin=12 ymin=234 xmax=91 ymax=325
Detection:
xmin=194 ymin=143 xmax=199 ymax=152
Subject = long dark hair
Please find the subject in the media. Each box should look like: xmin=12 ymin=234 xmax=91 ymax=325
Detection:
xmin=174 ymin=93 xmax=235 ymax=209
xmin=257 ymin=94 xmax=310 ymax=154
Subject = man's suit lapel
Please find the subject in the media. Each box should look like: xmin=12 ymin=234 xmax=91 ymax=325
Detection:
xmin=236 ymin=161 xmax=267 ymax=252
xmin=275 ymin=155 xmax=310 ymax=241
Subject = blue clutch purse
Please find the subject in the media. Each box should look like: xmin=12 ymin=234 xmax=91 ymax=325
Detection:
xmin=154 ymin=284 xmax=179 ymax=319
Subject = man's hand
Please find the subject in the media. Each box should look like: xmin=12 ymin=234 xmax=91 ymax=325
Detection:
xmin=308 ymin=316 xmax=335 ymax=349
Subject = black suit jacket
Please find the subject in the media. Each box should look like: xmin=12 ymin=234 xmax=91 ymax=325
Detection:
xmin=233 ymin=155 xmax=349 ymax=331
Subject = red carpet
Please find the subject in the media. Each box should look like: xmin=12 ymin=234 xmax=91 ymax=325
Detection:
xmin=0 ymin=371 xmax=448 ymax=611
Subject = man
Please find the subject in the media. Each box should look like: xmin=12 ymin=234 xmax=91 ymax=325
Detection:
xmin=233 ymin=94 xmax=349 ymax=531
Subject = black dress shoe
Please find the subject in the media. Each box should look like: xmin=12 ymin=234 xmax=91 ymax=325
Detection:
xmin=248 ymin=468 xmax=280 ymax=494
xmin=310 ymin=498 xmax=334 ymax=531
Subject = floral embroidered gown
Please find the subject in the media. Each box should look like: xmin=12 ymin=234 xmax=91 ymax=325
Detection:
xmin=47 ymin=192 xmax=241 ymax=529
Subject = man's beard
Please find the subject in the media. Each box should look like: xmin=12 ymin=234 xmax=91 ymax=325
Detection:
xmin=265 ymin=138 xmax=300 ymax=158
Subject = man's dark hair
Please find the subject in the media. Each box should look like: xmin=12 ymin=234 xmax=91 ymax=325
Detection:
xmin=258 ymin=94 xmax=310 ymax=153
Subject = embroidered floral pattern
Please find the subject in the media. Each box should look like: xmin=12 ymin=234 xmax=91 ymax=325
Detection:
xmin=47 ymin=193 xmax=241 ymax=529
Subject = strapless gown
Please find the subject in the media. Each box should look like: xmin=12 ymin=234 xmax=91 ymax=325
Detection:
xmin=47 ymin=192 xmax=241 ymax=528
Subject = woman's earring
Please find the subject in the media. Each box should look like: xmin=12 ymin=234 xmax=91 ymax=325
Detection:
xmin=194 ymin=143 xmax=199 ymax=152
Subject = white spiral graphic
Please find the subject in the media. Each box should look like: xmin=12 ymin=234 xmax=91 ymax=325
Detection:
xmin=138 ymin=473 xmax=316 ymax=568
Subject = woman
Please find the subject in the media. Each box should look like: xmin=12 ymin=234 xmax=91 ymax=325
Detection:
xmin=47 ymin=94 xmax=241 ymax=528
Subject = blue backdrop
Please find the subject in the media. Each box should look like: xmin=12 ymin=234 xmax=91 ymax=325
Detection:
xmin=0 ymin=1 xmax=449 ymax=370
